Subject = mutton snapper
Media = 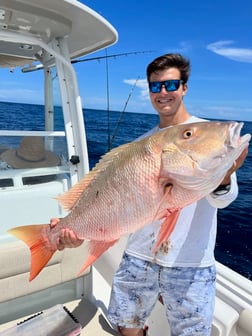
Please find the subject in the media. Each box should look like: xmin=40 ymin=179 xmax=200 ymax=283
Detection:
xmin=8 ymin=121 xmax=250 ymax=281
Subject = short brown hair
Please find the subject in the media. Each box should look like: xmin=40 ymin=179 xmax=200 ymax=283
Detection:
xmin=146 ymin=53 xmax=191 ymax=83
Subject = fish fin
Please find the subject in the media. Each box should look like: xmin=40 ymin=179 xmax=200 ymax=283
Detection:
xmin=152 ymin=183 xmax=173 ymax=218
xmin=150 ymin=183 xmax=173 ymax=223
xmin=8 ymin=224 xmax=55 ymax=281
xmin=77 ymin=239 xmax=118 ymax=276
xmin=152 ymin=210 xmax=181 ymax=253
xmin=56 ymin=142 xmax=135 ymax=211
xmin=55 ymin=173 xmax=96 ymax=211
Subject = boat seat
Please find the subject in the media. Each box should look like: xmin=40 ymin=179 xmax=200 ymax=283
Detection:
xmin=0 ymin=239 xmax=92 ymax=324
xmin=0 ymin=169 xmax=92 ymax=323
xmin=0 ymin=240 xmax=91 ymax=303
xmin=0 ymin=168 xmax=70 ymax=240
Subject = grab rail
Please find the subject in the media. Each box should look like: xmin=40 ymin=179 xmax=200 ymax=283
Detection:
xmin=0 ymin=131 xmax=65 ymax=137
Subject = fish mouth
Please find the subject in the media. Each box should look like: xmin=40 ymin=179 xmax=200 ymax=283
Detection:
xmin=212 ymin=121 xmax=250 ymax=159
xmin=193 ymin=121 xmax=250 ymax=173
xmin=228 ymin=122 xmax=251 ymax=148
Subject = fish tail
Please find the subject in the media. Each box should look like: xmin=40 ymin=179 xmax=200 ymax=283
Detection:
xmin=77 ymin=239 xmax=118 ymax=276
xmin=8 ymin=224 xmax=55 ymax=281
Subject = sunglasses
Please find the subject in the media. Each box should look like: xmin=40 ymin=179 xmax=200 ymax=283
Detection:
xmin=148 ymin=79 xmax=184 ymax=93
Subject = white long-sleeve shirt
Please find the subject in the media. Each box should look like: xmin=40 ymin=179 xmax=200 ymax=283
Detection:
xmin=125 ymin=116 xmax=238 ymax=267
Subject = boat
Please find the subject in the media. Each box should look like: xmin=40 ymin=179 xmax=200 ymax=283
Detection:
xmin=0 ymin=1 xmax=251 ymax=335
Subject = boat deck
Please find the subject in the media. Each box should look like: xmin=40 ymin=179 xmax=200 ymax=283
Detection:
xmin=0 ymin=298 xmax=120 ymax=335
xmin=66 ymin=298 xmax=119 ymax=335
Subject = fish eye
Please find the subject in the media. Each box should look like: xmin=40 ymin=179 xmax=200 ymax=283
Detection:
xmin=183 ymin=128 xmax=194 ymax=138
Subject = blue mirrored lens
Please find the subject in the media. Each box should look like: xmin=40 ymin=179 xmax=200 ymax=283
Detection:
xmin=149 ymin=80 xmax=182 ymax=93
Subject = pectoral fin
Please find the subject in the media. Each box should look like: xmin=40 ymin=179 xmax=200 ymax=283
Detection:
xmin=78 ymin=239 xmax=118 ymax=275
xmin=152 ymin=210 xmax=180 ymax=253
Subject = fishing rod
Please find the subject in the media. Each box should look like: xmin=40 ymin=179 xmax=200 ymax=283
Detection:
xmin=71 ymin=50 xmax=155 ymax=64
xmin=109 ymin=76 xmax=140 ymax=150
xmin=78 ymin=49 xmax=154 ymax=151
xmin=22 ymin=50 xmax=154 ymax=72
xmin=105 ymin=49 xmax=111 ymax=151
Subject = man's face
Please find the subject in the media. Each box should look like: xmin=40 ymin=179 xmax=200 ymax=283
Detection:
xmin=149 ymin=67 xmax=188 ymax=119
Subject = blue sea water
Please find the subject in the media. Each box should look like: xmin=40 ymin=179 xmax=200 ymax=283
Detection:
xmin=0 ymin=102 xmax=251 ymax=280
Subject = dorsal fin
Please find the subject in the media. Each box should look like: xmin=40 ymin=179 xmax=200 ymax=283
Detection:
xmin=55 ymin=172 xmax=96 ymax=211
xmin=56 ymin=141 xmax=136 ymax=211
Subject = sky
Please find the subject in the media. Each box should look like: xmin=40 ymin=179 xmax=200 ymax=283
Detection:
xmin=1 ymin=0 xmax=252 ymax=121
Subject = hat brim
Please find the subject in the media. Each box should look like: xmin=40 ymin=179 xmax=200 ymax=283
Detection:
xmin=1 ymin=149 xmax=60 ymax=168
xmin=0 ymin=146 xmax=10 ymax=155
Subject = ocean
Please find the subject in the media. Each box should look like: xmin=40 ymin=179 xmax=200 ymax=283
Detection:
xmin=0 ymin=102 xmax=251 ymax=280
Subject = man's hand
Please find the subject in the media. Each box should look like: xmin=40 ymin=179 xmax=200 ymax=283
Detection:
xmin=50 ymin=218 xmax=84 ymax=250
xmin=220 ymin=147 xmax=248 ymax=185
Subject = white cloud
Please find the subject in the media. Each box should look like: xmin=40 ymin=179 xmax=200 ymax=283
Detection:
xmin=207 ymin=40 xmax=252 ymax=63
xmin=123 ymin=78 xmax=149 ymax=100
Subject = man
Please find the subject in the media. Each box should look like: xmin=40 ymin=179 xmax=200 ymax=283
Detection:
xmin=52 ymin=53 xmax=248 ymax=336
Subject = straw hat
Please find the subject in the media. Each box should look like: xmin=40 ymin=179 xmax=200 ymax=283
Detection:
xmin=1 ymin=136 xmax=60 ymax=168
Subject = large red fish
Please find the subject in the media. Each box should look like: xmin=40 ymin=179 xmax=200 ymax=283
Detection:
xmin=8 ymin=121 xmax=250 ymax=281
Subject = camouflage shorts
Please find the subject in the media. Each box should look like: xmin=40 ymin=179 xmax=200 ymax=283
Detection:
xmin=107 ymin=253 xmax=216 ymax=335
